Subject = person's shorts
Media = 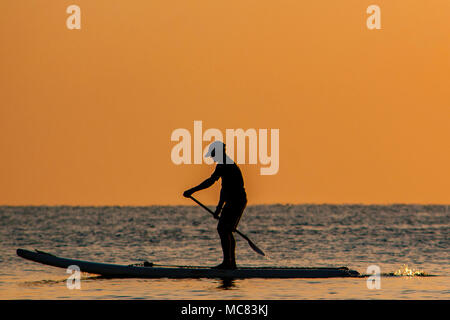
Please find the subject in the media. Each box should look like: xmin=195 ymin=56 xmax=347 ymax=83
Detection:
xmin=218 ymin=197 xmax=247 ymax=232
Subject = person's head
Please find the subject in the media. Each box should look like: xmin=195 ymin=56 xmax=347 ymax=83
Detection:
xmin=205 ymin=141 xmax=226 ymax=163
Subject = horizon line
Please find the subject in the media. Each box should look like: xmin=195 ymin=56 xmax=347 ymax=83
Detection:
xmin=0 ymin=202 xmax=449 ymax=207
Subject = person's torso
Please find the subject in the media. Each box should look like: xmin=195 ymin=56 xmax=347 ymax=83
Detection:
xmin=217 ymin=163 xmax=246 ymax=200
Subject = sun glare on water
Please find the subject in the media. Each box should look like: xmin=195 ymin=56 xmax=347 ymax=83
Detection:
xmin=393 ymin=265 xmax=427 ymax=277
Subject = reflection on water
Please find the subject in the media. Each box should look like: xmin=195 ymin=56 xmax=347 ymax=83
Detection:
xmin=20 ymin=275 xmax=103 ymax=288
xmin=0 ymin=204 xmax=448 ymax=299
xmin=217 ymin=279 xmax=236 ymax=290
xmin=7 ymin=276 xmax=450 ymax=300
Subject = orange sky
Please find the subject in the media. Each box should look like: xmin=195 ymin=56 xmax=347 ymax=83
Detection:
xmin=1 ymin=1 xmax=449 ymax=205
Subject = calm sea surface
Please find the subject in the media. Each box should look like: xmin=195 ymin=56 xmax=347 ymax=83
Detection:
xmin=0 ymin=205 xmax=448 ymax=299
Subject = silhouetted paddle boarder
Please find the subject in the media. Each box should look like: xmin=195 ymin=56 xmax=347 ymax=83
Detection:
xmin=183 ymin=141 xmax=247 ymax=269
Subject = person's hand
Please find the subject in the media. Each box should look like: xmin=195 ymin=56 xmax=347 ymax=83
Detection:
xmin=183 ymin=189 xmax=194 ymax=198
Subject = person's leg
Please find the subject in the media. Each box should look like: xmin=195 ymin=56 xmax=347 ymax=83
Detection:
xmin=216 ymin=221 xmax=235 ymax=268
xmin=213 ymin=200 xmax=246 ymax=269
xmin=229 ymin=198 xmax=246 ymax=267
xmin=228 ymin=231 xmax=236 ymax=266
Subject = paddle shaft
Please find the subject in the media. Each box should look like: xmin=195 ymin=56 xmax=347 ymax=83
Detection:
xmin=189 ymin=196 xmax=265 ymax=256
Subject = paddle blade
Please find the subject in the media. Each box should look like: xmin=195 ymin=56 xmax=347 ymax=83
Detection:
xmin=236 ymin=230 xmax=265 ymax=256
xmin=248 ymin=240 xmax=265 ymax=256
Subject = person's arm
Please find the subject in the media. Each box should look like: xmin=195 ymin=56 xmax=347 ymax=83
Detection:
xmin=183 ymin=177 xmax=216 ymax=197
xmin=183 ymin=166 xmax=221 ymax=198
xmin=213 ymin=189 xmax=226 ymax=219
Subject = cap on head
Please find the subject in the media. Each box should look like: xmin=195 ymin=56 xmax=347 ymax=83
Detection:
xmin=205 ymin=141 xmax=226 ymax=158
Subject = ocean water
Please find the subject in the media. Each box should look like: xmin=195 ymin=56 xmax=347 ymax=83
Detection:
xmin=0 ymin=205 xmax=448 ymax=299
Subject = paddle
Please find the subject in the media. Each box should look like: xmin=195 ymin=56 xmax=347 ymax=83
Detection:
xmin=188 ymin=195 xmax=265 ymax=256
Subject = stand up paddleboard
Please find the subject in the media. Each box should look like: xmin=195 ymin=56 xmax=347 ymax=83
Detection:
xmin=17 ymin=249 xmax=360 ymax=279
